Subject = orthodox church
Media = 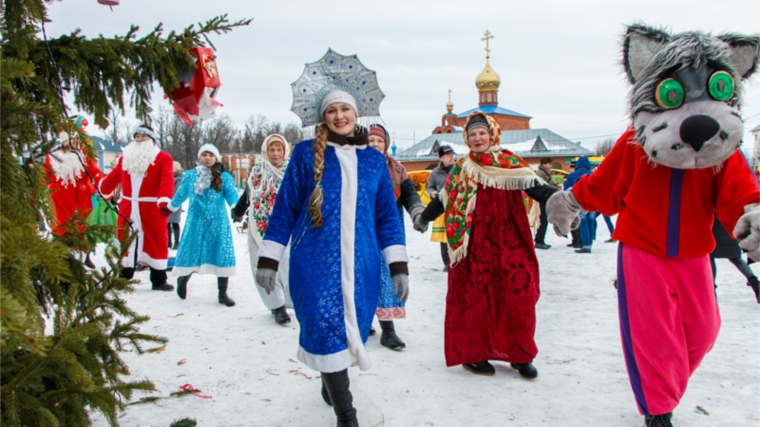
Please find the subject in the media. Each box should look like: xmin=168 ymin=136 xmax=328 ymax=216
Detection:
xmin=396 ymin=31 xmax=592 ymax=172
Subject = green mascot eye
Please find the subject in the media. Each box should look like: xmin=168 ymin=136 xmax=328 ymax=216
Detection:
xmin=708 ymin=71 xmax=734 ymax=101
xmin=655 ymin=78 xmax=685 ymax=109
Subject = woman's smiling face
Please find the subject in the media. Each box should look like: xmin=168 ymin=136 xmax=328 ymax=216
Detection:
xmin=323 ymin=102 xmax=357 ymax=137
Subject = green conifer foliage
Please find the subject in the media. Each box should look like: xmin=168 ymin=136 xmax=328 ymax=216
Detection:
xmin=1 ymin=2 xmax=251 ymax=425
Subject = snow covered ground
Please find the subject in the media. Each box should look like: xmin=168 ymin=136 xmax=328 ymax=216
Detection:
xmin=92 ymin=214 xmax=760 ymax=427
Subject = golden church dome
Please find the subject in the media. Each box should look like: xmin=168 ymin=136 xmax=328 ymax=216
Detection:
xmin=475 ymin=58 xmax=501 ymax=91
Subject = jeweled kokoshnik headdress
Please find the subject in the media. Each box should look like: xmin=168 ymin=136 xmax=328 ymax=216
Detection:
xmin=290 ymin=48 xmax=385 ymax=127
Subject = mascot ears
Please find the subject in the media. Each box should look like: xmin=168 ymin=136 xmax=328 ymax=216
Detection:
xmin=623 ymin=23 xmax=760 ymax=84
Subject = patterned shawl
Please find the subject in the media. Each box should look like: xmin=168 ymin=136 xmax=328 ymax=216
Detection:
xmin=441 ymin=112 xmax=539 ymax=266
xmin=247 ymin=134 xmax=291 ymax=243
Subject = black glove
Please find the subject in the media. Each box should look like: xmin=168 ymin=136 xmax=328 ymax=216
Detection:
xmin=160 ymin=206 xmax=171 ymax=213
xmin=231 ymin=211 xmax=243 ymax=223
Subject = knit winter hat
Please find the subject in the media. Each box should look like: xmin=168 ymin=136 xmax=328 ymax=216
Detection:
xmin=368 ymin=125 xmax=388 ymax=142
xmin=465 ymin=114 xmax=489 ymax=133
xmin=320 ymin=90 xmax=358 ymax=118
xmin=197 ymin=143 xmax=221 ymax=161
xmin=173 ymin=161 xmax=183 ymax=173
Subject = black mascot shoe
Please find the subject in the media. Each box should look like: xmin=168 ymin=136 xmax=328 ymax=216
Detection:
xmin=644 ymin=413 xmax=673 ymax=427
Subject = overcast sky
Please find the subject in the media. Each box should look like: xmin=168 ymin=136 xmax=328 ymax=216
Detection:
xmin=47 ymin=0 xmax=760 ymax=152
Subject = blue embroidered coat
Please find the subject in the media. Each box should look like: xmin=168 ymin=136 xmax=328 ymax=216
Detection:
xmin=169 ymin=168 xmax=239 ymax=277
xmin=259 ymin=139 xmax=407 ymax=373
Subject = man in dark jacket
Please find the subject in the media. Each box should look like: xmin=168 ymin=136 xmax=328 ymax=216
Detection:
xmin=564 ymin=156 xmax=595 ymax=253
xmin=534 ymin=157 xmax=561 ymax=249
xmin=427 ymin=145 xmax=456 ymax=270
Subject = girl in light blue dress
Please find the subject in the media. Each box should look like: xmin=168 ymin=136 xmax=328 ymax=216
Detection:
xmin=167 ymin=144 xmax=239 ymax=306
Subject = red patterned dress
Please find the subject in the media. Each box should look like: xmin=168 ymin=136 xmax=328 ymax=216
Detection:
xmin=444 ymin=185 xmax=540 ymax=366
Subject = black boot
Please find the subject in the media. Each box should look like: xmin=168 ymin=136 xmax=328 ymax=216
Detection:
xmin=321 ymin=377 xmax=332 ymax=406
xmin=271 ymin=305 xmax=291 ymax=325
xmin=510 ymin=361 xmax=538 ymax=379
xmin=379 ymin=320 xmax=406 ymax=351
xmin=462 ymin=361 xmax=495 ymax=376
xmin=748 ymin=276 xmax=760 ymax=304
xmin=150 ymin=267 xmax=174 ymax=291
xmin=321 ymin=369 xmax=358 ymax=427
xmin=217 ymin=277 xmax=235 ymax=307
xmin=177 ymin=274 xmax=191 ymax=300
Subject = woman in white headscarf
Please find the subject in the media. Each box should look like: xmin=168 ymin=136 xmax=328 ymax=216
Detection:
xmin=232 ymin=134 xmax=292 ymax=324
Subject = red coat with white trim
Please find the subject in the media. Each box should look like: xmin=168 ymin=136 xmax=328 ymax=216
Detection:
xmin=100 ymin=148 xmax=174 ymax=269
xmin=43 ymin=151 xmax=104 ymax=236
xmin=572 ymin=127 xmax=760 ymax=258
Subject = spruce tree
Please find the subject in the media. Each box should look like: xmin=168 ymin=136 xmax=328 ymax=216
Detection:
xmin=0 ymin=2 xmax=251 ymax=425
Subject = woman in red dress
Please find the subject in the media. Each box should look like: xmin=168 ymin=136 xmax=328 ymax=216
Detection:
xmin=414 ymin=112 xmax=558 ymax=378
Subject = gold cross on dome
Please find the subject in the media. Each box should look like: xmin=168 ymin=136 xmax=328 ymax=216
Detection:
xmin=448 ymin=88 xmax=452 ymax=101
xmin=482 ymin=30 xmax=494 ymax=58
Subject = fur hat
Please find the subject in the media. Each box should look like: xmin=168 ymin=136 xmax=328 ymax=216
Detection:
xmin=197 ymin=144 xmax=221 ymax=161
xmin=133 ymin=124 xmax=156 ymax=141
xmin=320 ymin=90 xmax=358 ymax=118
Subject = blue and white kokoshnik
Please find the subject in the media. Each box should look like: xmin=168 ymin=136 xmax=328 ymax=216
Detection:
xmin=258 ymin=139 xmax=407 ymax=373
xmin=290 ymin=48 xmax=385 ymax=128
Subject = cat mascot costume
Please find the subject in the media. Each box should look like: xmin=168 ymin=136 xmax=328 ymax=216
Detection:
xmin=548 ymin=24 xmax=760 ymax=427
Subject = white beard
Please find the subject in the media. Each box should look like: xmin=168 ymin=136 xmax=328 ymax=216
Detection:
xmin=122 ymin=141 xmax=156 ymax=177
xmin=50 ymin=150 xmax=84 ymax=187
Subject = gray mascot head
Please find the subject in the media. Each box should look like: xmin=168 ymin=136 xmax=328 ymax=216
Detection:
xmin=623 ymin=24 xmax=759 ymax=169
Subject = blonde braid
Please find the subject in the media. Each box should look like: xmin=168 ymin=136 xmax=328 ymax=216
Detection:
xmin=308 ymin=124 xmax=328 ymax=227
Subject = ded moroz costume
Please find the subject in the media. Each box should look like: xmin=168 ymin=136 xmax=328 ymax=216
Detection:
xmin=99 ymin=125 xmax=175 ymax=291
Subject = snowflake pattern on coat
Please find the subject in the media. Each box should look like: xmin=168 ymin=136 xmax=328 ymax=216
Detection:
xmin=169 ymin=168 xmax=239 ymax=276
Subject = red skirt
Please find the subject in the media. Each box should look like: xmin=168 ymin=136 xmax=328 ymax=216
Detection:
xmin=444 ymin=185 xmax=540 ymax=366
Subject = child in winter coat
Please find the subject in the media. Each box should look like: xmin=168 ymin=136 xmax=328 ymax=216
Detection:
xmin=231 ymin=134 xmax=292 ymax=324
xmin=166 ymin=144 xmax=239 ymax=306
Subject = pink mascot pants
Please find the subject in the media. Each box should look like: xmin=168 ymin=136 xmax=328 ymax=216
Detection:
xmin=617 ymin=244 xmax=721 ymax=416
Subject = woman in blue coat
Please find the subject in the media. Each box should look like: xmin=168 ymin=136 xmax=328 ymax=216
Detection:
xmin=255 ymin=89 xmax=409 ymax=427
xmin=167 ymin=144 xmax=239 ymax=306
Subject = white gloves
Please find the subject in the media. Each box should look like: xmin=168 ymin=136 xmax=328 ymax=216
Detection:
xmin=392 ymin=274 xmax=409 ymax=303
xmin=734 ymin=204 xmax=760 ymax=262
xmin=546 ymin=190 xmax=582 ymax=236
xmin=255 ymin=268 xmax=277 ymax=295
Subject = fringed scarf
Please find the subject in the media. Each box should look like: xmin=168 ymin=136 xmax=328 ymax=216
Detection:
xmin=440 ymin=112 xmax=540 ymax=266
